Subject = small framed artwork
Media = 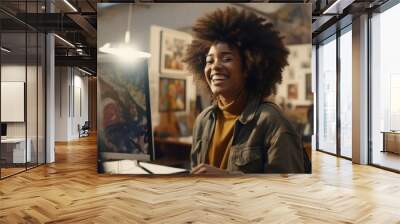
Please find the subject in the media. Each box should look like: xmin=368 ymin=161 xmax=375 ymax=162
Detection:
xmin=159 ymin=77 xmax=186 ymax=112
xmin=160 ymin=30 xmax=192 ymax=75
xmin=287 ymin=84 xmax=298 ymax=100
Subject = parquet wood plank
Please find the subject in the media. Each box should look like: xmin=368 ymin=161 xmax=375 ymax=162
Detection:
xmin=0 ymin=135 xmax=399 ymax=223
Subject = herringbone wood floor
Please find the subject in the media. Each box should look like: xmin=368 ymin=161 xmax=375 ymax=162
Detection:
xmin=1 ymin=135 xmax=400 ymax=223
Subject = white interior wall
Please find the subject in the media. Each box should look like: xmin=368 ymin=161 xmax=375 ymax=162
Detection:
xmin=72 ymin=73 xmax=89 ymax=138
xmin=55 ymin=67 xmax=69 ymax=141
xmin=1 ymin=65 xmax=26 ymax=81
xmin=55 ymin=67 xmax=89 ymax=141
xmin=276 ymin=44 xmax=312 ymax=106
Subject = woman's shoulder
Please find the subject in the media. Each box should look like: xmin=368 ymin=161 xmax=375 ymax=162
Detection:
xmin=256 ymin=101 xmax=298 ymax=133
xmin=257 ymin=101 xmax=285 ymax=119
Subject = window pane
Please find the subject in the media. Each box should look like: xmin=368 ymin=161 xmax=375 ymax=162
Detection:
xmin=318 ymin=36 xmax=337 ymax=154
xmin=371 ymin=3 xmax=400 ymax=171
xmin=340 ymin=28 xmax=352 ymax=158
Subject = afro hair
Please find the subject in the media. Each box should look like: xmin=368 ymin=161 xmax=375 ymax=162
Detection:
xmin=184 ymin=7 xmax=289 ymax=99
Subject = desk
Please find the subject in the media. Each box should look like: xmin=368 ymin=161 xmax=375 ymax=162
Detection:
xmin=1 ymin=138 xmax=31 ymax=163
xmin=154 ymin=136 xmax=192 ymax=147
xmin=382 ymin=131 xmax=400 ymax=154
xmin=102 ymin=160 xmax=188 ymax=174
xmin=154 ymin=136 xmax=192 ymax=169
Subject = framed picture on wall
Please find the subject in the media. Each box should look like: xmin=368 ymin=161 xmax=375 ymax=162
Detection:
xmin=287 ymin=84 xmax=298 ymax=100
xmin=159 ymin=30 xmax=192 ymax=75
xmin=159 ymin=77 xmax=186 ymax=112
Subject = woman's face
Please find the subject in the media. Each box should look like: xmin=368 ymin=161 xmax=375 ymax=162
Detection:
xmin=204 ymin=42 xmax=246 ymax=100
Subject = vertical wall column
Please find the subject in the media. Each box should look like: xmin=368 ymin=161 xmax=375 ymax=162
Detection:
xmin=352 ymin=14 xmax=369 ymax=164
xmin=55 ymin=67 xmax=71 ymax=141
xmin=46 ymin=33 xmax=55 ymax=163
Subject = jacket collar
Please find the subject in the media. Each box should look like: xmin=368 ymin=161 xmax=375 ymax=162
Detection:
xmin=209 ymin=94 xmax=261 ymax=124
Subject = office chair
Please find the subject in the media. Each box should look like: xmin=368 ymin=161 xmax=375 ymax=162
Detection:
xmin=79 ymin=121 xmax=90 ymax=138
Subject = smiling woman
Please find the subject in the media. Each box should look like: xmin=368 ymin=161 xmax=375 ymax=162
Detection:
xmin=184 ymin=7 xmax=311 ymax=174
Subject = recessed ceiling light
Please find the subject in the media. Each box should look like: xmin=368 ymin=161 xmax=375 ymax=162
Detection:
xmin=63 ymin=0 xmax=78 ymax=12
xmin=1 ymin=47 xmax=11 ymax=53
xmin=54 ymin=34 xmax=75 ymax=48
xmin=323 ymin=0 xmax=354 ymax=15
xmin=77 ymin=67 xmax=93 ymax=76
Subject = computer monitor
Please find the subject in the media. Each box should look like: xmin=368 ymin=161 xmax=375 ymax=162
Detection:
xmin=1 ymin=123 xmax=7 ymax=137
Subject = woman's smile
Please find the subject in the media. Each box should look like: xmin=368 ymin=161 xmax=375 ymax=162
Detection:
xmin=211 ymin=73 xmax=228 ymax=84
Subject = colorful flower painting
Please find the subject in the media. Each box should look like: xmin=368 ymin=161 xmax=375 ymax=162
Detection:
xmin=159 ymin=77 xmax=186 ymax=112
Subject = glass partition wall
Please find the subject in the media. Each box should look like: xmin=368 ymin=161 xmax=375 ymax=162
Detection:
xmin=316 ymin=25 xmax=353 ymax=159
xmin=0 ymin=2 xmax=46 ymax=179
xmin=0 ymin=30 xmax=27 ymax=177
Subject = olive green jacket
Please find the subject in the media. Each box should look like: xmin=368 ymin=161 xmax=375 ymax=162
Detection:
xmin=191 ymin=96 xmax=309 ymax=173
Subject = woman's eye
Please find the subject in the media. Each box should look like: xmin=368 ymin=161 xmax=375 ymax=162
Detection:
xmin=222 ymin=57 xmax=232 ymax=62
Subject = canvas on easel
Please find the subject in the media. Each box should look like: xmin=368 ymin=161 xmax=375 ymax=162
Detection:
xmin=97 ymin=57 xmax=154 ymax=173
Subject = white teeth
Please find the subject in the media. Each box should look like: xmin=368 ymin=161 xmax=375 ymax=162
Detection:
xmin=212 ymin=78 xmax=226 ymax=81
xmin=211 ymin=75 xmax=227 ymax=81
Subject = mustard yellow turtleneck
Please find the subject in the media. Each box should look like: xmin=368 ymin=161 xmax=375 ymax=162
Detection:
xmin=207 ymin=91 xmax=247 ymax=169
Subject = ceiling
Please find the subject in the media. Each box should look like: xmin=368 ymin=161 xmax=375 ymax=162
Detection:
xmin=0 ymin=0 xmax=392 ymax=76
xmin=0 ymin=0 xmax=97 ymax=74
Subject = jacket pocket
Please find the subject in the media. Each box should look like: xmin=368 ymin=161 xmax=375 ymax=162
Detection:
xmin=232 ymin=146 xmax=263 ymax=172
